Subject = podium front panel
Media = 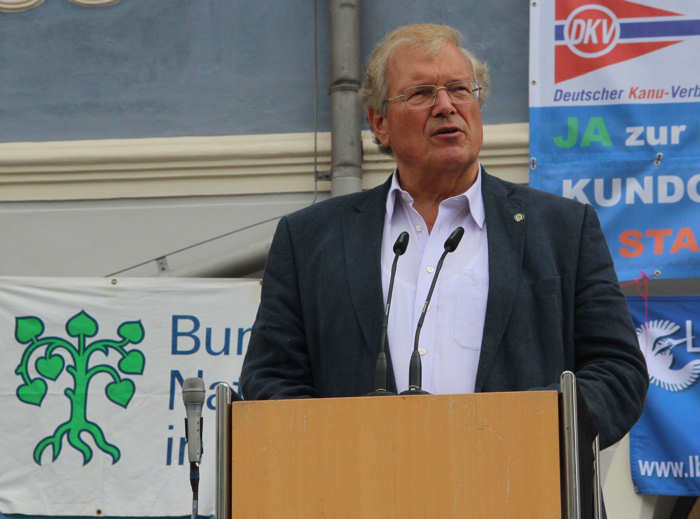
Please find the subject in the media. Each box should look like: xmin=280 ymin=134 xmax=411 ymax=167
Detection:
xmin=232 ymin=392 xmax=561 ymax=519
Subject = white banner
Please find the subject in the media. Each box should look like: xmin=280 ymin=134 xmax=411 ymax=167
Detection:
xmin=529 ymin=0 xmax=700 ymax=109
xmin=0 ymin=276 xmax=260 ymax=516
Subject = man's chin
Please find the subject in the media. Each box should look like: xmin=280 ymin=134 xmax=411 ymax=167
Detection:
xmin=428 ymin=149 xmax=474 ymax=168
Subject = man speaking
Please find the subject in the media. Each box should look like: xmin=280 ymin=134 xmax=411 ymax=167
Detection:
xmin=240 ymin=23 xmax=648 ymax=448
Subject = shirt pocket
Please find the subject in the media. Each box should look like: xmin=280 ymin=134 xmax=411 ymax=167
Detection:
xmin=450 ymin=269 xmax=489 ymax=350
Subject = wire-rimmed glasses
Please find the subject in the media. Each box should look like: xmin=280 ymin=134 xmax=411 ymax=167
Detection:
xmin=384 ymin=80 xmax=481 ymax=110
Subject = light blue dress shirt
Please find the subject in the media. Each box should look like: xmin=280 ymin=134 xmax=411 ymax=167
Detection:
xmin=380 ymin=167 xmax=489 ymax=394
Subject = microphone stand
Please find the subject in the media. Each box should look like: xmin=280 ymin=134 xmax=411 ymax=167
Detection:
xmin=369 ymin=231 xmax=409 ymax=396
xmin=189 ymin=460 xmax=199 ymax=519
xmin=401 ymin=227 xmax=464 ymax=395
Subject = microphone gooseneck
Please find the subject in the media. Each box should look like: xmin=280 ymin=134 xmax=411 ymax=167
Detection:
xmin=402 ymin=226 xmax=465 ymax=395
xmin=369 ymin=231 xmax=409 ymax=396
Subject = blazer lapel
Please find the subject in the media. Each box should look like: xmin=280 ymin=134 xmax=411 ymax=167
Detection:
xmin=474 ymin=172 xmax=526 ymax=391
xmin=342 ymin=179 xmax=396 ymax=390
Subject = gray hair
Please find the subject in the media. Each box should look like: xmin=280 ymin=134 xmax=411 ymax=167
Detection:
xmin=359 ymin=24 xmax=490 ymax=155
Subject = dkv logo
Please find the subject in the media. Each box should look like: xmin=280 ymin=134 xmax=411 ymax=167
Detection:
xmin=13 ymin=311 xmax=145 ymax=465
xmin=554 ymin=0 xmax=690 ymax=83
xmin=564 ymin=5 xmax=620 ymax=58
xmin=636 ymin=319 xmax=700 ymax=392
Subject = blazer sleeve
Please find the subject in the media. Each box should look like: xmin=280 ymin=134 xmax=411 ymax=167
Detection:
xmin=240 ymin=216 xmax=318 ymax=399
xmin=573 ymin=204 xmax=649 ymax=448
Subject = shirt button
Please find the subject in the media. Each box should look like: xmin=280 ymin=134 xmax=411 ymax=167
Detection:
xmin=418 ymin=347 xmax=427 ymax=356
xmin=416 ymin=224 xmax=423 ymax=232
xmin=426 ymin=266 xmax=435 ymax=274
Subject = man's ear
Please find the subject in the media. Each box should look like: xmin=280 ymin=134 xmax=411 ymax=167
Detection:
xmin=367 ymin=108 xmax=390 ymax=149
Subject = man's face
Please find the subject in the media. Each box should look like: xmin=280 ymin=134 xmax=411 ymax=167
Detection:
xmin=369 ymin=42 xmax=483 ymax=188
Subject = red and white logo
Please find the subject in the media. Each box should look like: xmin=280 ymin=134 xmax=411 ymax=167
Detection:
xmin=555 ymin=0 xmax=686 ymax=83
xmin=564 ymin=5 xmax=620 ymax=58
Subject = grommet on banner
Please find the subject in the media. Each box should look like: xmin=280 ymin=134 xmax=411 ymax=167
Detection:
xmin=654 ymin=152 xmax=663 ymax=166
xmin=530 ymin=157 xmax=536 ymax=170
xmin=110 ymin=278 xmax=118 ymax=286
xmin=653 ymin=269 xmax=661 ymax=277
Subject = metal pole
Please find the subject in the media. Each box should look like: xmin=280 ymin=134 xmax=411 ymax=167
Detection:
xmin=593 ymin=434 xmax=603 ymax=519
xmin=215 ymin=383 xmax=233 ymax=519
xmin=329 ymin=0 xmax=363 ymax=197
xmin=560 ymin=370 xmax=582 ymax=519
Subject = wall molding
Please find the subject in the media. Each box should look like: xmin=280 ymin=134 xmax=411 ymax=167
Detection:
xmin=0 ymin=0 xmax=116 ymax=11
xmin=0 ymin=0 xmax=43 ymax=12
xmin=0 ymin=123 xmax=529 ymax=202
xmin=70 ymin=0 xmax=119 ymax=6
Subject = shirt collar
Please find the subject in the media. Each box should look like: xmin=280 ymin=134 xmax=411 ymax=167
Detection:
xmin=385 ymin=164 xmax=486 ymax=229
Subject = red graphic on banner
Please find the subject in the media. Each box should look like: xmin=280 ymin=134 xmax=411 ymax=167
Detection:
xmin=555 ymin=0 xmax=678 ymax=21
xmin=555 ymin=0 xmax=682 ymax=83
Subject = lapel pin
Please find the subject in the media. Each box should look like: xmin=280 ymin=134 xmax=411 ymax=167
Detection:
xmin=514 ymin=213 xmax=525 ymax=223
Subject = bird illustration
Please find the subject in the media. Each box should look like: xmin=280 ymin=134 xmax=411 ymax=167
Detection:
xmin=636 ymin=319 xmax=700 ymax=392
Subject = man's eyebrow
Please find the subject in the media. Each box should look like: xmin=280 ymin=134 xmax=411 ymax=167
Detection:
xmin=402 ymin=77 xmax=473 ymax=87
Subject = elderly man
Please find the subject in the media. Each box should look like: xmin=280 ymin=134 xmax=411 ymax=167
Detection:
xmin=241 ymin=24 xmax=648 ymax=448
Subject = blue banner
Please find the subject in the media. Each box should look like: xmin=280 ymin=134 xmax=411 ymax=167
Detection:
xmin=529 ymin=0 xmax=700 ymax=282
xmin=530 ymin=104 xmax=700 ymax=281
xmin=628 ymin=296 xmax=700 ymax=495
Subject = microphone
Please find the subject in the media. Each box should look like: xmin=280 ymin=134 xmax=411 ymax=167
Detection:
xmin=183 ymin=377 xmax=205 ymax=463
xmin=369 ymin=231 xmax=409 ymax=396
xmin=401 ymin=226 xmax=464 ymax=395
xmin=182 ymin=377 xmax=205 ymax=519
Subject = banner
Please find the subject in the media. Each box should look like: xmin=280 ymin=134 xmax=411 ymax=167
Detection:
xmin=0 ymin=276 xmax=260 ymax=516
xmin=628 ymin=296 xmax=700 ymax=495
xmin=529 ymin=0 xmax=700 ymax=281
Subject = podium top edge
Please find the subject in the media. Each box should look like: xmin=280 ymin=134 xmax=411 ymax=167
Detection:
xmin=232 ymin=390 xmax=559 ymax=407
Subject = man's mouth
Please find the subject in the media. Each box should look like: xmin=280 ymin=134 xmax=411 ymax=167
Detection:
xmin=432 ymin=126 xmax=462 ymax=137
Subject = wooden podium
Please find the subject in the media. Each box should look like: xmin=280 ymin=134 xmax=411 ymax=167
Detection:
xmin=217 ymin=390 xmax=570 ymax=519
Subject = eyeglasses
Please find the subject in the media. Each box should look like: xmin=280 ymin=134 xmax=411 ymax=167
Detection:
xmin=384 ymin=80 xmax=481 ymax=110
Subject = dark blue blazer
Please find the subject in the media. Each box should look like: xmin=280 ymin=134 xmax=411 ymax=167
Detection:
xmin=241 ymin=171 xmax=648 ymax=448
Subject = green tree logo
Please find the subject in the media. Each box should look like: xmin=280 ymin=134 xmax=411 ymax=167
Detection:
xmin=13 ymin=310 xmax=145 ymax=465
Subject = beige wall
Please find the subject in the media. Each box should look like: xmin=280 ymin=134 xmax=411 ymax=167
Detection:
xmin=0 ymin=124 xmax=529 ymax=202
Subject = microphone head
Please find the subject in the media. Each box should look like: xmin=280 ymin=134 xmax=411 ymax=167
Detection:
xmin=182 ymin=377 xmax=205 ymax=406
xmin=444 ymin=226 xmax=465 ymax=252
xmin=393 ymin=231 xmax=410 ymax=255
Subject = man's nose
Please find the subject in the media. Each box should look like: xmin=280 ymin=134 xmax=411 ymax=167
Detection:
xmin=431 ymin=88 xmax=456 ymax=116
